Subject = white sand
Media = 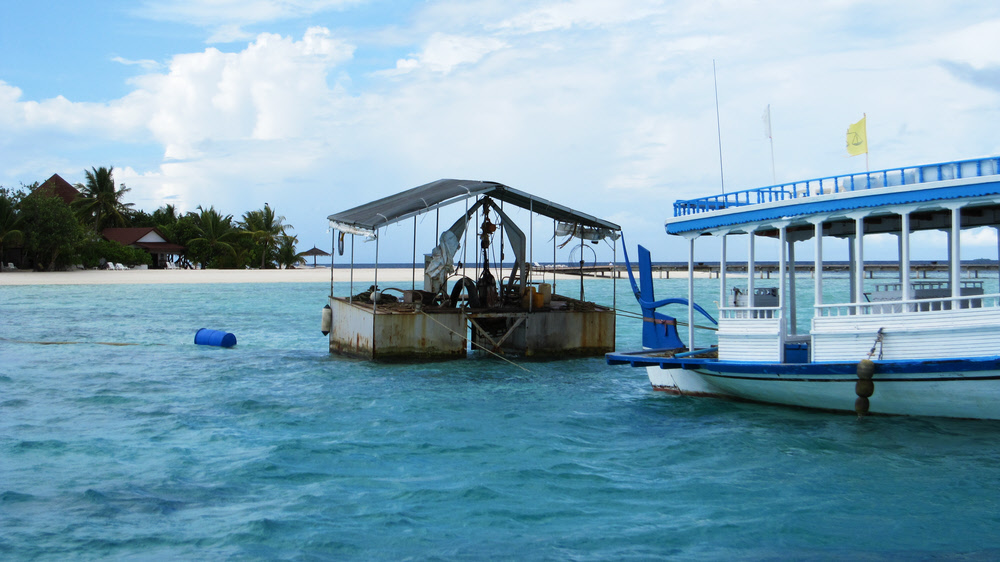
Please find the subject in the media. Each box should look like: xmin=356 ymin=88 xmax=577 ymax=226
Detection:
xmin=0 ymin=267 xmax=591 ymax=286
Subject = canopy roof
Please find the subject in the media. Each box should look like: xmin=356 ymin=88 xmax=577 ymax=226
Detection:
xmin=301 ymin=246 xmax=331 ymax=257
xmin=328 ymin=179 xmax=620 ymax=237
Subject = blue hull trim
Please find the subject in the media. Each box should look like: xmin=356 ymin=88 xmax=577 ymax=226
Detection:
xmin=605 ymin=351 xmax=1000 ymax=379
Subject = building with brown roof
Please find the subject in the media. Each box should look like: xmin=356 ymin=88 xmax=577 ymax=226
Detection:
xmin=33 ymin=174 xmax=80 ymax=204
xmin=102 ymin=227 xmax=185 ymax=269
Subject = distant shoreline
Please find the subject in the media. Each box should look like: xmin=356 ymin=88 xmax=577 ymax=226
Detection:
xmin=0 ymin=267 xmax=586 ymax=286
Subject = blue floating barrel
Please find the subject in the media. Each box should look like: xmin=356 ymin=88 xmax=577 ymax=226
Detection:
xmin=194 ymin=328 xmax=237 ymax=348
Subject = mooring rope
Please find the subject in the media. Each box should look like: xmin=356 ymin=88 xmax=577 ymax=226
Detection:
xmin=417 ymin=309 xmax=532 ymax=373
xmin=866 ymin=327 xmax=885 ymax=360
xmin=611 ymin=308 xmax=719 ymax=331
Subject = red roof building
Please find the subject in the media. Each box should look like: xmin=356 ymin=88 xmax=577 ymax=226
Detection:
xmin=34 ymin=174 xmax=80 ymax=204
xmin=102 ymin=227 xmax=185 ymax=269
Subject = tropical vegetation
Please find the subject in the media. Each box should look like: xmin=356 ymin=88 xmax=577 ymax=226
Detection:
xmin=0 ymin=166 xmax=307 ymax=271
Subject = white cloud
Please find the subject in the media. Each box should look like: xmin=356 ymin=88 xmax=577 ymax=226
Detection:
xmin=386 ymin=33 xmax=507 ymax=75
xmin=112 ymin=56 xmax=162 ymax=71
xmin=6 ymin=2 xmax=1000 ymax=261
xmin=495 ymin=0 xmax=660 ymax=33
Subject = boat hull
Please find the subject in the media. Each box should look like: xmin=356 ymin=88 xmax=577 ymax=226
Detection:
xmin=644 ymin=362 xmax=1000 ymax=419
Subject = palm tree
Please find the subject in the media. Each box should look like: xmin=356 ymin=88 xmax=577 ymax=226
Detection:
xmin=0 ymin=191 xmax=24 ymax=271
xmin=187 ymin=206 xmax=242 ymax=268
xmin=276 ymin=234 xmax=306 ymax=269
xmin=74 ymin=166 xmax=134 ymax=232
xmin=239 ymin=203 xmax=293 ymax=269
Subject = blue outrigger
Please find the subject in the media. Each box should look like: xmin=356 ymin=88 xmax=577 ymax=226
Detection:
xmin=607 ymin=156 xmax=1000 ymax=419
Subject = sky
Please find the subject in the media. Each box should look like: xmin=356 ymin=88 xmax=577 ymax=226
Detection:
xmin=3 ymin=0 xmax=1000 ymax=265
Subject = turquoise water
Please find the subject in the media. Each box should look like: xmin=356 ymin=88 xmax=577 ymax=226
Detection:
xmin=4 ymin=278 xmax=1000 ymax=560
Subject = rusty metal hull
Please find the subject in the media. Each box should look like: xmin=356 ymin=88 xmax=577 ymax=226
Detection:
xmin=328 ymin=297 xmax=615 ymax=361
xmin=327 ymin=297 xmax=467 ymax=361
xmin=469 ymin=308 xmax=616 ymax=357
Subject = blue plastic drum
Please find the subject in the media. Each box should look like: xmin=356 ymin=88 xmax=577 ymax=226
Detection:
xmin=194 ymin=328 xmax=237 ymax=348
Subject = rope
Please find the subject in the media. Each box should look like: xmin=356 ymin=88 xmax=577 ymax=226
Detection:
xmin=417 ymin=310 xmax=531 ymax=372
xmin=611 ymin=308 xmax=719 ymax=331
xmin=866 ymin=327 xmax=885 ymax=360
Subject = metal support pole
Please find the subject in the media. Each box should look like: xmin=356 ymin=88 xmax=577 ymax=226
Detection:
xmin=787 ymin=233 xmax=796 ymax=335
xmin=688 ymin=236 xmax=695 ymax=350
xmin=747 ymin=230 xmax=756 ymax=304
xmin=330 ymin=228 xmax=337 ymax=299
xmin=901 ymin=212 xmax=911 ymax=309
xmin=951 ymin=206 xmax=962 ymax=299
xmin=412 ymin=215 xmax=417 ymax=291
xmin=720 ymin=234 xmax=727 ymax=307
xmin=814 ymin=221 xmax=823 ymax=307
xmin=854 ymin=217 xmax=865 ymax=306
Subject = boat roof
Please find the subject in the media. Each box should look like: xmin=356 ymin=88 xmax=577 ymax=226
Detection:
xmin=328 ymin=179 xmax=621 ymax=236
xmin=666 ymin=156 xmax=1000 ymax=236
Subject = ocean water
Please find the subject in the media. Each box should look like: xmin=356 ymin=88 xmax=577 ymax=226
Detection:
xmin=4 ymin=276 xmax=1000 ymax=560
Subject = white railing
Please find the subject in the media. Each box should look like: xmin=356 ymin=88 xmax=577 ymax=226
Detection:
xmin=720 ymin=306 xmax=783 ymax=320
xmin=875 ymin=280 xmax=984 ymax=292
xmin=816 ymin=293 xmax=1000 ymax=316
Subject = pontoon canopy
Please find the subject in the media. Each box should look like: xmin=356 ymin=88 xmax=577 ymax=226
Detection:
xmin=328 ymin=179 xmax=621 ymax=237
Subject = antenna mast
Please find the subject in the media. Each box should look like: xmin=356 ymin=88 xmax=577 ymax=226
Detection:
xmin=713 ymin=60 xmax=725 ymax=194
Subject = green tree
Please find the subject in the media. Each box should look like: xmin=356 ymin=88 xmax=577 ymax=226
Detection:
xmin=276 ymin=234 xmax=306 ymax=269
xmin=239 ymin=204 xmax=292 ymax=269
xmin=186 ymin=206 xmax=243 ymax=268
xmin=74 ymin=166 xmax=134 ymax=232
xmin=151 ymin=204 xmax=179 ymax=229
xmin=19 ymin=192 xmax=83 ymax=271
xmin=0 ymin=188 xmax=25 ymax=271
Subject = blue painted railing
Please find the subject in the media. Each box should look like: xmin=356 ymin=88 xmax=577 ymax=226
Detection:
xmin=673 ymin=156 xmax=1000 ymax=217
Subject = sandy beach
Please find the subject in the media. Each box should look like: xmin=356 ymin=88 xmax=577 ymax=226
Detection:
xmin=0 ymin=267 xmax=594 ymax=286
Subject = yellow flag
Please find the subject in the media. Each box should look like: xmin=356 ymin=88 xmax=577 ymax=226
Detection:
xmin=846 ymin=115 xmax=867 ymax=156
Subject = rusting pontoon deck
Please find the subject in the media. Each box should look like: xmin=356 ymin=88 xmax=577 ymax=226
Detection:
xmin=328 ymin=294 xmax=615 ymax=360
xmin=325 ymin=179 xmax=620 ymax=361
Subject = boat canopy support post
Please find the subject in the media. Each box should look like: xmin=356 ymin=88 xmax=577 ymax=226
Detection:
xmin=854 ymin=216 xmax=865 ymax=306
xmin=813 ymin=220 xmax=823 ymax=307
xmin=412 ymin=215 xmax=417 ymax=290
xmin=688 ymin=235 xmax=695 ymax=350
xmin=330 ymin=228 xmax=335 ymax=299
xmin=847 ymin=235 xmax=855 ymax=306
xmin=951 ymin=205 xmax=962 ymax=299
xmin=747 ymin=229 xmax=756 ymax=301
xmin=720 ymin=234 xmax=728 ymax=307
xmin=901 ymin=210 xmax=912 ymax=307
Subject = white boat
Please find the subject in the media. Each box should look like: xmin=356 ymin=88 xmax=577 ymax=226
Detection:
xmin=606 ymin=156 xmax=1000 ymax=419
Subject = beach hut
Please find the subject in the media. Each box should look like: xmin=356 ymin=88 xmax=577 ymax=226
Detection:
xmin=301 ymin=246 xmax=330 ymax=267
xmin=101 ymin=227 xmax=186 ymax=269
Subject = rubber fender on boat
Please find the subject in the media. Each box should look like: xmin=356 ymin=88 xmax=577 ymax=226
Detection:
xmin=194 ymin=328 xmax=237 ymax=348
xmin=321 ymin=304 xmax=332 ymax=336
xmin=855 ymin=378 xmax=875 ymax=398
xmin=857 ymin=359 xmax=875 ymax=380
xmin=855 ymin=396 xmax=870 ymax=416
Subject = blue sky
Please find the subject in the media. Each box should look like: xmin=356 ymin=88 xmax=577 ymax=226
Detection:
xmin=3 ymin=0 xmax=1000 ymax=263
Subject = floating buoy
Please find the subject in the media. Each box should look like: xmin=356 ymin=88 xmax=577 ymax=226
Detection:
xmin=321 ymin=304 xmax=332 ymax=336
xmin=194 ymin=328 xmax=237 ymax=348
